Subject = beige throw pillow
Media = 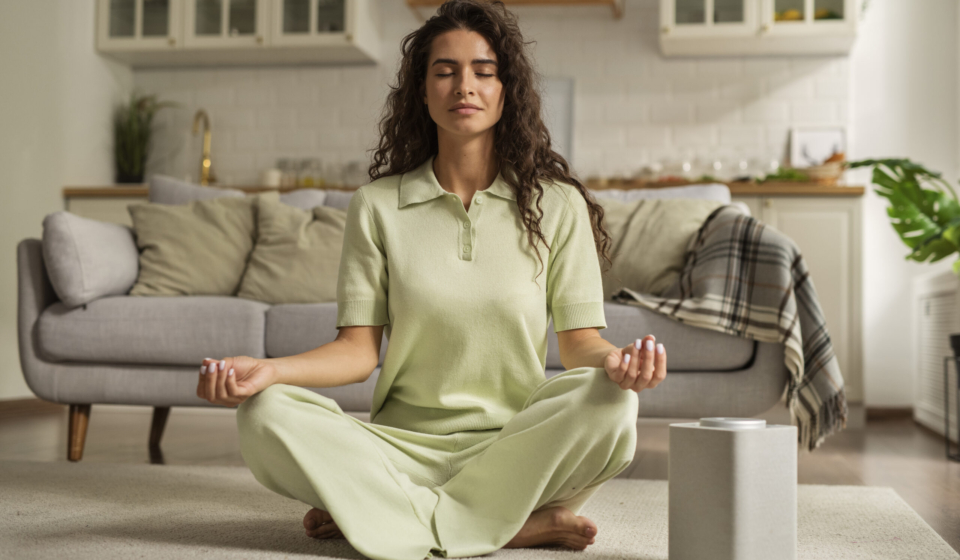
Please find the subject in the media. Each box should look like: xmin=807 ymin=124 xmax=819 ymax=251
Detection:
xmin=597 ymin=197 xmax=725 ymax=298
xmin=237 ymin=190 xmax=347 ymax=304
xmin=127 ymin=194 xmax=261 ymax=296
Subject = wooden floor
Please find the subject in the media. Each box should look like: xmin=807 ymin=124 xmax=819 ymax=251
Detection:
xmin=1 ymin=402 xmax=958 ymax=554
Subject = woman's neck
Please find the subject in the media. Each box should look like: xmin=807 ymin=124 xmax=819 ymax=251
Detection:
xmin=433 ymin=132 xmax=499 ymax=197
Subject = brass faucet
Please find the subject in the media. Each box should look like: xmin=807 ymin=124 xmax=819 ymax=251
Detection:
xmin=191 ymin=109 xmax=217 ymax=185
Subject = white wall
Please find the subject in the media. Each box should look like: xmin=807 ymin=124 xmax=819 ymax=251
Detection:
xmin=0 ymin=0 xmax=132 ymax=401
xmin=136 ymin=0 xmax=847 ymax=185
xmin=849 ymin=0 xmax=960 ymax=407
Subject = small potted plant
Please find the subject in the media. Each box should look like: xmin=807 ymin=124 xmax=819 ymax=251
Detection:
xmin=113 ymin=92 xmax=176 ymax=184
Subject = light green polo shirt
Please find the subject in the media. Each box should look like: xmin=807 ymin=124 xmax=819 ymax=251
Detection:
xmin=336 ymin=154 xmax=607 ymax=435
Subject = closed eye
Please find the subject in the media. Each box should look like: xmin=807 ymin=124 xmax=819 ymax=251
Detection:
xmin=436 ymin=73 xmax=495 ymax=77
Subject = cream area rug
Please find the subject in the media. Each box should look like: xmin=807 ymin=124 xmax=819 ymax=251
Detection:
xmin=1 ymin=460 xmax=957 ymax=560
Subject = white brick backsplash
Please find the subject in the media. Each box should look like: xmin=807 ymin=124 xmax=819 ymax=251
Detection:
xmin=649 ymin=101 xmax=693 ymax=124
xmin=626 ymin=125 xmax=670 ymax=148
xmin=743 ymin=100 xmax=790 ymax=123
xmin=134 ymin=0 xmax=850 ymax=180
xmin=672 ymin=125 xmax=718 ymax=147
xmin=790 ymin=100 xmax=838 ymax=123
xmin=695 ymin=100 xmax=742 ymax=124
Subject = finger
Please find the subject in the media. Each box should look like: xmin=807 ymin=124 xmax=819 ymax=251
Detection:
xmin=215 ymin=366 xmax=230 ymax=404
xmin=609 ymin=350 xmax=627 ymax=383
xmin=649 ymin=342 xmax=667 ymax=389
xmin=204 ymin=359 xmax=219 ymax=403
xmin=197 ymin=364 xmax=207 ymax=399
xmin=633 ymin=336 xmax=657 ymax=392
xmin=226 ymin=368 xmax=242 ymax=398
xmin=621 ymin=338 xmax=641 ymax=390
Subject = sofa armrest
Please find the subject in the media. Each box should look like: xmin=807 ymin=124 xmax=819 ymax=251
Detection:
xmin=17 ymin=238 xmax=60 ymax=400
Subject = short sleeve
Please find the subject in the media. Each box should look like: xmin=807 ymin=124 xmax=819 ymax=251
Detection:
xmin=336 ymin=188 xmax=390 ymax=328
xmin=546 ymin=190 xmax=607 ymax=332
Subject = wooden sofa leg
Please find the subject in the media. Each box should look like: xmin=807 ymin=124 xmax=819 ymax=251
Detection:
xmin=68 ymin=404 xmax=91 ymax=462
xmin=150 ymin=406 xmax=170 ymax=450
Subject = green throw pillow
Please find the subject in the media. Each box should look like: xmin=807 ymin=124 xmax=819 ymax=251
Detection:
xmin=237 ymin=190 xmax=347 ymax=304
xmin=127 ymin=194 xmax=262 ymax=296
xmin=597 ymin=197 xmax=725 ymax=298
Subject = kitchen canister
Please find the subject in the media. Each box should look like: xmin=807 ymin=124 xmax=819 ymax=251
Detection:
xmin=668 ymin=418 xmax=797 ymax=560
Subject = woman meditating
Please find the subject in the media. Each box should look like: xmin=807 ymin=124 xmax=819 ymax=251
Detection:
xmin=196 ymin=1 xmax=667 ymax=558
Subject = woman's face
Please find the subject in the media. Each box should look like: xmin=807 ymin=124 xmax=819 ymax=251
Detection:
xmin=422 ymin=29 xmax=505 ymax=139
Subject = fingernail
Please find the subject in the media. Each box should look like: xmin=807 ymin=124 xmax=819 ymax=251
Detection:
xmin=207 ymin=363 xmax=217 ymax=374
xmin=657 ymin=343 xmax=665 ymax=354
xmin=646 ymin=339 xmax=654 ymax=351
xmin=200 ymin=365 xmax=206 ymax=375
xmin=228 ymin=368 xmax=234 ymax=376
xmin=624 ymin=353 xmax=631 ymax=364
xmin=634 ymin=338 xmax=641 ymax=350
xmin=219 ymin=359 xmax=226 ymax=371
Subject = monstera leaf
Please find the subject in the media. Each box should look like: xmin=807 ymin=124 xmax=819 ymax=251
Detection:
xmin=848 ymin=158 xmax=960 ymax=275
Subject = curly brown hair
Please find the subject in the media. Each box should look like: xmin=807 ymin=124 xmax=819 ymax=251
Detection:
xmin=367 ymin=0 xmax=612 ymax=282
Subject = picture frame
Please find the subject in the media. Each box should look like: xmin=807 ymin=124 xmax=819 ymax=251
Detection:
xmin=789 ymin=126 xmax=847 ymax=168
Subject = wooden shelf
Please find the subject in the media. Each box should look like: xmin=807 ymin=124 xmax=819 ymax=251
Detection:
xmin=406 ymin=0 xmax=624 ymax=21
xmin=61 ymin=185 xmax=360 ymax=198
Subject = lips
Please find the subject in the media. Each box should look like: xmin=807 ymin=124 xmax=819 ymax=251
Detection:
xmin=450 ymin=103 xmax=480 ymax=111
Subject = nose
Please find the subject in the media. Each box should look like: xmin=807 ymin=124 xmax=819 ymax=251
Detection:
xmin=454 ymin=72 xmax=475 ymax=97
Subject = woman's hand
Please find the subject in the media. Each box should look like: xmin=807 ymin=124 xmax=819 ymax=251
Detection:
xmin=197 ymin=355 xmax=277 ymax=407
xmin=604 ymin=334 xmax=667 ymax=392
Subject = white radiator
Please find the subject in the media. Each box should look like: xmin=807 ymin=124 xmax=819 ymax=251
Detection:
xmin=912 ymin=269 xmax=960 ymax=445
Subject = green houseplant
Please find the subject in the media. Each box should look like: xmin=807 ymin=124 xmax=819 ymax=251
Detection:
xmin=848 ymin=158 xmax=960 ymax=274
xmin=113 ymin=92 xmax=175 ymax=184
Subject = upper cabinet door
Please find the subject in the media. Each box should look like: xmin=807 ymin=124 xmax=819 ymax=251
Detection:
xmin=661 ymin=0 xmax=757 ymax=38
xmin=760 ymin=0 xmax=857 ymax=36
xmin=97 ymin=0 xmax=183 ymax=51
xmin=271 ymin=0 xmax=351 ymax=46
xmin=183 ymin=0 xmax=270 ymax=48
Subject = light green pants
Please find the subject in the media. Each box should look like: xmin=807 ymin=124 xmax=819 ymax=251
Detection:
xmin=236 ymin=366 xmax=639 ymax=560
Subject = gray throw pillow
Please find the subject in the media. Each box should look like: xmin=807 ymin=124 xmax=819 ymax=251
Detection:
xmin=148 ymin=174 xmax=246 ymax=204
xmin=322 ymin=189 xmax=356 ymax=210
xmin=41 ymin=211 xmax=140 ymax=308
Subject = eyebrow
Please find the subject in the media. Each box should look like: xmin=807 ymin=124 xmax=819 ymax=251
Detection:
xmin=431 ymin=58 xmax=498 ymax=67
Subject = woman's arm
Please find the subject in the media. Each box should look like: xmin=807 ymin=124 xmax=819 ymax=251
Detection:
xmin=265 ymin=325 xmax=384 ymax=388
xmin=557 ymin=327 xmax=667 ymax=392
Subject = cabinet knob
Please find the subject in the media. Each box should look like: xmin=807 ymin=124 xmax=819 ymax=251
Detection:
xmin=764 ymin=199 xmax=773 ymax=208
xmin=760 ymin=23 xmax=770 ymax=33
xmin=345 ymin=32 xmax=353 ymax=42
xmin=661 ymin=25 xmax=670 ymax=35
xmin=256 ymin=35 xmax=263 ymax=45
xmin=167 ymin=36 xmax=176 ymax=46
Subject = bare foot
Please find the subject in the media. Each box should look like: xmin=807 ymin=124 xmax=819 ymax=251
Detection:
xmin=504 ymin=506 xmax=598 ymax=550
xmin=303 ymin=507 xmax=344 ymax=539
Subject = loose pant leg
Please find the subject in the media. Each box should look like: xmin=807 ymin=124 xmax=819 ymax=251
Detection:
xmin=236 ymin=383 xmax=454 ymax=560
xmin=431 ymin=366 xmax=639 ymax=558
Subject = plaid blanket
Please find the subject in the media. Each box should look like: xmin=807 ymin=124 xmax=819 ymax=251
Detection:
xmin=611 ymin=204 xmax=849 ymax=452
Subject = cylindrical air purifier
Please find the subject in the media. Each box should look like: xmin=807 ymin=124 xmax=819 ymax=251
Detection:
xmin=668 ymin=417 xmax=797 ymax=560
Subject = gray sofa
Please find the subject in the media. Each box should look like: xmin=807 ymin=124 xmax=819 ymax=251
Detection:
xmin=16 ymin=181 xmax=787 ymax=462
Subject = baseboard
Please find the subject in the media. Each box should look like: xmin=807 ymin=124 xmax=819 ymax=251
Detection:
xmin=865 ymin=406 xmax=914 ymax=421
xmin=0 ymin=397 xmax=65 ymax=419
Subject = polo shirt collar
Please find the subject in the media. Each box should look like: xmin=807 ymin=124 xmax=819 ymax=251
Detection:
xmin=398 ymin=154 xmax=517 ymax=208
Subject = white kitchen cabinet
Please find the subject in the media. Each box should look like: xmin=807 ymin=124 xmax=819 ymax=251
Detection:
xmin=731 ymin=194 xmax=863 ymax=404
xmin=183 ymin=0 xmax=270 ymax=48
xmin=660 ymin=0 xmax=859 ymax=56
xmin=96 ymin=0 xmax=379 ymax=67
xmin=97 ymin=0 xmax=183 ymax=52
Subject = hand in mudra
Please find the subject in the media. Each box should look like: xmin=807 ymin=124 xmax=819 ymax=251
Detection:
xmin=604 ymin=334 xmax=667 ymax=392
xmin=197 ymin=355 xmax=276 ymax=407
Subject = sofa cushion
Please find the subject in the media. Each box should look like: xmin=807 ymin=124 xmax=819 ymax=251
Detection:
xmin=588 ymin=183 xmax=731 ymax=204
xmin=37 ymin=295 xmax=269 ymax=365
xmin=237 ymin=191 xmax=347 ymax=304
xmin=545 ymin=302 xmax=754 ymax=371
xmin=41 ymin=211 xmax=140 ymax=308
xmin=148 ymin=174 xmax=246 ymax=204
xmin=127 ymin=194 xmax=264 ymax=296
xmin=597 ymin=198 xmax=725 ymax=298
xmin=278 ymin=188 xmax=327 ymax=210
xmin=322 ymin=189 xmax=356 ymax=210
xmin=265 ymin=302 xmax=389 ymax=366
